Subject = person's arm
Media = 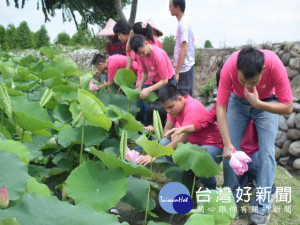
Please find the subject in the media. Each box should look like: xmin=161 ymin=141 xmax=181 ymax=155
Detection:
xmin=167 ymin=132 xmax=190 ymax=149
xmin=244 ymin=86 xmax=293 ymax=114
xmin=163 ymin=124 xmax=195 ymax=138
xmin=98 ymin=80 xmax=114 ymax=89
xmin=216 ymin=104 xmax=233 ymax=159
xmin=136 ymin=70 xmax=149 ymax=91
xmin=126 ymin=56 xmax=133 ymax=69
xmin=174 ymin=42 xmax=188 ymax=83
xmin=137 ymin=118 xmax=175 ymax=166
xmin=139 ymin=77 xmax=168 ymax=99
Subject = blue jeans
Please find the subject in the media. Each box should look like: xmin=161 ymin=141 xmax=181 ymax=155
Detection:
xmin=160 ymin=138 xmax=222 ymax=189
xmin=178 ymin=66 xmax=194 ymax=97
xmin=136 ymin=84 xmax=151 ymax=125
xmin=223 ymin=93 xmax=279 ymax=215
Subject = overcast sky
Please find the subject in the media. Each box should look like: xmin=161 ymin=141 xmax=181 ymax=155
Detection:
xmin=1 ymin=0 xmax=300 ymax=48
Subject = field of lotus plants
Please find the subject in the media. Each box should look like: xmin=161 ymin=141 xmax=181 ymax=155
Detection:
xmin=0 ymin=49 xmax=235 ymax=225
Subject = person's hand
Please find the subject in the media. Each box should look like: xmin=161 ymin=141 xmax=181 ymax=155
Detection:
xmin=93 ymin=70 xmax=100 ymax=75
xmin=164 ymin=127 xmax=183 ymax=138
xmin=136 ymin=155 xmax=157 ymax=166
xmin=175 ymin=73 xmax=179 ymax=83
xmin=144 ymin=125 xmax=154 ymax=132
xmin=223 ymin=145 xmax=235 ymax=159
xmin=117 ymin=87 xmax=123 ymax=95
xmin=244 ymin=86 xmax=261 ymax=108
xmin=139 ymin=87 xmax=150 ymax=99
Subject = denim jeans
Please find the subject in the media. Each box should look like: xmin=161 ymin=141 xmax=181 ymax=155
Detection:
xmin=136 ymin=84 xmax=151 ymax=126
xmin=159 ymin=138 xmax=222 ymax=189
xmin=178 ymin=66 xmax=194 ymax=97
xmin=223 ymin=93 xmax=279 ymax=215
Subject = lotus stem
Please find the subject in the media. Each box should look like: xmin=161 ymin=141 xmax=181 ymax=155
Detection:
xmin=144 ymin=157 xmax=153 ymax=225
xmin=79 ymin=120 xmax=85 ymax=165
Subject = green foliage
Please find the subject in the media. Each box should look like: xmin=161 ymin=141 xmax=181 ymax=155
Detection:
xmin=34 ymin=25 xmax=50 ymax=48
xmin=55 ymin=32 xmax=71 ymax=46
xmin=0 ymin=25 xmax=8 ymax=51
xmin=204 ymin=40 xmax=213 ymax=48
xmin=198 ymin=79 xmax=216 ymax=105
xmin=195 ymin=49 xmax=203 ymax=66
xmin=17 ymin=21 xmax=34 ymax=49
xmin=0 ymin=193 xmax=125 ymax=225
xmin=65 ymin=161 xmax=127 ymax=212
xmin=173 ymin=142 xmax=222 ymax=177
xmin=162 ymin=35 xmax=175 ymax=57
xmin=6 ymin=24 xmax=18 ymax=50
xmin=71 ymin=24 xmax=92 ymax=46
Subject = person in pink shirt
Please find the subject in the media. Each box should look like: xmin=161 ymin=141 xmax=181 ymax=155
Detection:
xmin=216 ymin=46 xmax=293 ymax=224
xmin=137 ymin=83 xmax=223 ymax=189
xmin=129 ymin=34 xmax=176 ymax=100
xmin=89 ymin=53 xmax=137 ymax=91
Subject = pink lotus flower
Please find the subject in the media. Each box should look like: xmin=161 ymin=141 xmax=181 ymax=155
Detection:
xmin=89 ymin=80 xmax=99 ymax=92
xmin=126 ymin=146 xmax=142 ymax=163
xmin=0 ymin=186 xmax=9 ymax=209
xmin=229 ymin=148 xmax=252 ymax=175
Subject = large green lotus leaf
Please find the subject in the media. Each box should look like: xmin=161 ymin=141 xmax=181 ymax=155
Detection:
xmin=25 ymin=176 xmax=50 ymax=196
xmin=52 ymin=85 xmax=78 ymax=101
xmin=54 ymin=55 xmax=78 ymax=76
xmin=36 ymin=67 xmax=62 ymax=80
xmin=121 ymin=86 xmax=158 ymax=103
xmin=11 ymin=96 xmax=56 ymax=131
xmin=108 ymin=105 xmax=144 ymax=132
xmin=57 ymin=125 xmax=107 ymax=148
xmin=184 ymin=214 xmax=214 ymax=225
xmin=52 ymin=104 xmax=72 ymax=123
xmin=136 ymin=135 xmax=175 ymax=158
xmin=86 ymin=148 xmax=151 ymax=177
xmin=0 ymin=64 xmax=16 ymax=79
xmin=172 ymin=143 xmax=222 ymax=177
xmin=16 ymin=67 xmax=36 ymax=82
xmin=24 ymin=136 xmax=51 ymax=161
xmin=148 ymin=221 xmax=170 ymax=225
xmin=15 ymin=80 xmax=36 ymax=91
xmin=40 ymin=48 xmax=57 ymax=59
xmin=0 ymin=139 xmax=29 ymax=164
xmin=65 ymin=161 xmax=127 ymax=212
xmin=43 ymin=76 xmax=66 ymax=88
xmin=114 ymin=68 xmax=136 ymax=87
xmin=0 ymin=193 xmax=128 ymax=225
xmin=97 ymin=91 xmax=139 ymax=116
xmin=0 ymin=218 xmax=20 ymax=225
xmin=77 ymin=89 xmax=111 ymax=131
xmin=196 ymin=188 xmax=236 ymax=225
xmin=123 ymin=176 xmax=155 ymax=211
xmin=0 ymin=151 xmax=29 ymax=201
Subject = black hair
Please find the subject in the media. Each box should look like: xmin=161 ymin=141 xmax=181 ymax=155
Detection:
xmin=158 ymin=83 xmax=181 ymax=103
xmin=91 ymin=53 xmax=106 ymax=65
xmin=237 ymin=46 xmax=265 ymax=79
xmin=113 ymin=19 xmax=131 ymax=35
xmin=132 ymin=22 xmax=155 ymax=43
xmin=173 ymin=0 xmax=185 ymax=13
xmin=129 ymin=34 xmax=145 ymax=53
xmin=147 ymin=101 xmax=167 ymax=127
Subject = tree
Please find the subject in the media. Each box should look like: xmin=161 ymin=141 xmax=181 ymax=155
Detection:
xmin=162 ymin=35 xmax=176 ymax=57
xmin=0 ymin=25 xmax=9 ymax=51
xmin=55 ymin=32 xmax=71 ymax=46
xmin=71 ymin=24 xmax=92 ymax=46
xmin=204 ymin=40 xmax=213 ymax=48
xmin=35 ymin=25 xmax=50 ymax=48
xmin=6 ymin=0 xmax=136 ymax=28
xmin=6 ymin=24 xmax=18 ymax=50
xmin=17 ymin=21 xmax=34 ymax=49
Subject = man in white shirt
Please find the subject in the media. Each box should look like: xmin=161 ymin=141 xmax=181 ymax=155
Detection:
xmin=169 ymin=0 xmax=195 ymax=96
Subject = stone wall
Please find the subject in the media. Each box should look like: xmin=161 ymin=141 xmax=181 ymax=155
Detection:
xmin=199 ymin=42 xmax=300 ymax=172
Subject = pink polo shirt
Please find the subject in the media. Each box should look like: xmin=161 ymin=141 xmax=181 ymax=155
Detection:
xmin=194 ymin=103 xmax=258 ymax=156
xmin=107 ymin=54 xmax=138 ymax=82
xmin=139 ymin=45 xmax=174 ymax=83
xmin=167 ymin=95 xmax=223 ymax=149
xmin=217 ymin=49 xmax=293 ymax=106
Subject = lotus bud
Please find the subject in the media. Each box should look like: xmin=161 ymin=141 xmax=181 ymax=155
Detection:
xmin=0 ymin=186 xmax=9 ymax=209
